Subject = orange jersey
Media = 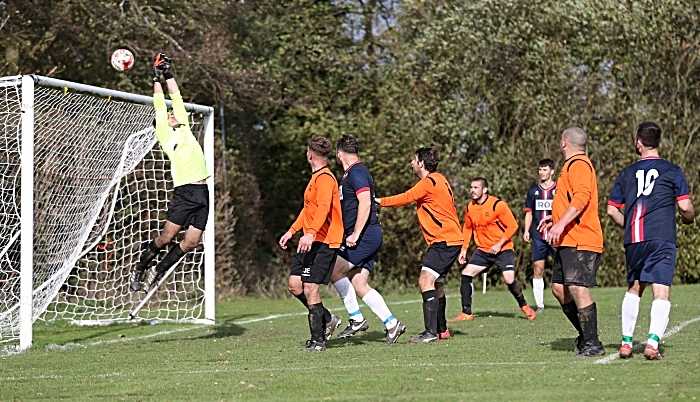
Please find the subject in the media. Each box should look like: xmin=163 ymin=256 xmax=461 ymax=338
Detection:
xmin=462 ymin=195 xmax=519 ymax=252
xmin=289 ymin=166 xmax=344 ymax=248
xmin=552 ymin=154 xmax=603 ymax=252
xmin=380 ymin=173 xmax=463 ymax=247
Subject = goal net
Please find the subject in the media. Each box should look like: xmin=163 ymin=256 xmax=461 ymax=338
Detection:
xmin=0 ymin=75 xmax=215 ymax=351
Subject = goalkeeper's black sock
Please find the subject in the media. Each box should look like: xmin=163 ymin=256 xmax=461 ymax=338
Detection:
xmin=421 ymin=289 xmax=438 ymax=336
xmin=561 ymin=300 xmax=583 ymax=337
xmin=507 ymin=280 xmax=528 ymax=308
xmin=460 ymin=275 xmax=473 ymax=314
xmin=437 ymin=296 xmax=447 ymax=334
xmin=308 ymin=303 xmax=326 ymax=343
xmin=578 ymin=302 xmax=602 ymax=346
xmin=137 ymin=240 xmax=162 ymax=270
xmin=154 ymin=244 xmax=185 ymax=274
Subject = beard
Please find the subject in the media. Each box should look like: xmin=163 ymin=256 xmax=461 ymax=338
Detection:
xmin=635 ymin=145 xmax=641 ymax=155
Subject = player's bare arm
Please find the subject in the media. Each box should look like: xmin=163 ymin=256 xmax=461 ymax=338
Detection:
xmin=523 ymin=211 xmax=532 ymax=242
xmin=678 ymin=199 xmax=695 ymax=224
xmin=607 ymin=204 xmax=625 ymax=228
xmin=346 ymin=191 xmax=371 ymax=247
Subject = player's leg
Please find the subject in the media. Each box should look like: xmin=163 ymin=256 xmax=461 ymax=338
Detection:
xmin=144 ymin=225 xmax=201 ymax=291
xmin=552 ymin=247 xmax=584 ymax=353
xmin=130 ymin=220 xmax=180 ymax=291
xmin=563 ymin=249 xmax=604 ymax=357
xmin=620 ymin=243 xmax=644 ymax=358
xmin=435 ymin=280 xmax=449 ymax=340
xmin=499 ymin=251 xmax=535 ymax=320
xmin=531 ymin=239 xmax=548 ymax=312
xmin=331 ymin=255 xmax=366 ymax=335
xmin=301 ymin=243 xmax=338 ymax=351
xmin=642 ymin=241 xmax=676 ymax=360
xmin=412 ymin=269 xmax=439 ymax=343
xmin=349 ymin=268 xmax=405 ymax=344
xmin=451 ymin=250 xmax=491 ymax=321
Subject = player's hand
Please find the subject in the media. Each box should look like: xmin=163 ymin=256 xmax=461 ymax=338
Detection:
xmin=536 ymin=216 xmax=553 ymax=232
xmin=153 ymin=53 xmax=172 ymax=80
xmin=523 ymin=231 xmax=530 ymax=243
xmin=374 ymin=197 xmax=381 ymax=205
xmin=547 ymin=222 xmax=565 ymax=245
xmin=345 ymin=232 xmax=360 ymax=248
xmin=297 ymin=233 xmax=315 ymax=253
xmin=278 ymin=231 xmax=293 ymax=249
xmin=458 ymin=250 xmax=468 ymax=265
xmin=489 ymin=244 xmax=502 ymax=255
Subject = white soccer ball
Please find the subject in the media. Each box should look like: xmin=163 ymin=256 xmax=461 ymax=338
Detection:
xmin=111 ymin=48 xmax=135 ymax=72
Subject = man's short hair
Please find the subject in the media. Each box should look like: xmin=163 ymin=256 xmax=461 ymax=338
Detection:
xmin=415 ymin=147 xmax=440 ymax=172
xmin=472 ymin=177 xmax=488 ymax=189
xmin=562 ymin=126 xmax=588 ymax=150
xmin=636 ymin=121 xmax=662 ymax=149
xmin=308 ymin=135 xmax=333 ymax=158
xmin=336 ymin=135 xmax=359 ymax=155
xmin=539 ymin=158 xmax=554 ymax=170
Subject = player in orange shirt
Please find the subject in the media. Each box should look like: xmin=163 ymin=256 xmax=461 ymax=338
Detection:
xmin=279 ymin=136 xmax=344 ymax=352
xmin=376 ymin=147 xmax=463 ymax=343
xmin=539 ymin=126 xmax=605 ymax=357
xmin=449 ymin=178 xmax=536 ymax=322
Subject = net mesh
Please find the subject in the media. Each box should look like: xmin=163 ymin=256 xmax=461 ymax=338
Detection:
xmin=0 ymin=76 xmax=209 ymax=345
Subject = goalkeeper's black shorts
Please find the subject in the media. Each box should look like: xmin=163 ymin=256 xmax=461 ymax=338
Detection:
xmin=166 ymin=183 xmax=209 ymax=231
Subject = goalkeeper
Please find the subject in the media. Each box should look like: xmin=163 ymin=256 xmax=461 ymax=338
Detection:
xmin=130 ymin=53 xmax=210 ymax=292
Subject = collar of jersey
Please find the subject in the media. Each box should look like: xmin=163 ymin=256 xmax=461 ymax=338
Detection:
xmin=312 ymin=166 xmax=329 ymax=174
xmin=344 ymin=160 xmax=362 ymax=175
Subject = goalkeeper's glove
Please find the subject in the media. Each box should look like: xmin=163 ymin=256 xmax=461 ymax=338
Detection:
xmin=153 ymin=53 xmax=172 ymax=82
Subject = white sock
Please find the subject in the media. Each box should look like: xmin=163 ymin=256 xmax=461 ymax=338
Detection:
xmin=333 ymin=278 xmax=364 ymax=322
xmin=648 ymin=299 xmax=671 ymax=349
xmin=532 ymin=278 xmax=544 ymax=308
xmin=362 ymin=289 xmax=397 ymax=329
xmin=621 ymin=292 xmax=641 ymax=346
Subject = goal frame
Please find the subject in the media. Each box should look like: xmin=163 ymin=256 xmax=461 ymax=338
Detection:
xmin=17 ymin=75 xmax=216 ymax=350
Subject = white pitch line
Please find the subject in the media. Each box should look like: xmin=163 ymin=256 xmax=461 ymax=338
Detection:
xmin=595 ymin=315 xmax=700 ymax=364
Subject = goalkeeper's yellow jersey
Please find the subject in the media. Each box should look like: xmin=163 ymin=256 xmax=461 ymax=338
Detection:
xmin=153 ymin=91 xmax=210 ymax=187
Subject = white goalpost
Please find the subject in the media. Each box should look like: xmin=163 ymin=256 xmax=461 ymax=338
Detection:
xmin=0 ymin=75 xmax=215 ymax=351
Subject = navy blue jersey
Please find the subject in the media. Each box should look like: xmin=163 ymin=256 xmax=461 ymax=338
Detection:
xmin=608 ymin=157 xmax=690 ymax=245
xmin=524 ymin=183 xmax=557 ymax=241
xmin=340 ymin=161 xmax=380 ymax=235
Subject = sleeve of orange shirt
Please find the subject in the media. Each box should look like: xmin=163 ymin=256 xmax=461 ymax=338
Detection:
xmin=289 ymin=208 xmax=305 ymax=234
xmin=380 ymin=179 xmax=430 ymax=207
xmin=496 ymin=202 xmax=519 ymax=240
xmin=308 ymin=174 xmax=335 ymax=235
xmin=461 ymin=207 xmax=473 ymax=251
xmin=568 ymin=161 xmax=594 ymax=211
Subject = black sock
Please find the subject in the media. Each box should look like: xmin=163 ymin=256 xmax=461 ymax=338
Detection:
xmin=507 ymin=281 xmax=527 ymax=308
xmin=154 ymin=244 xmax=185 ymax=274
xmin=437 ymin=296 xmax=447 ymax=333
xmin=578 ymin=302 xmax=601 ymax=346
xmin=561 ymin=301 xmax=583 ymax=336
xmin=323 ymin=306 xmax=331 ymax=327
xmin=308 ymin=303 xmax=325 ymax=343
xmin=460 ymin=275 xmax=473 ymax=314
xmin=294 ymin=293 xmax=309 ymax=309
xmin=422 ymin=290 xmax=438 ymax=336
xmin=137 ymin=240 xmax=162 ymax=270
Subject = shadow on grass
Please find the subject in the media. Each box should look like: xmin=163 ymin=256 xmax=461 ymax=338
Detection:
xmin=325 ymin=330 xmax=387 ymax=347
xmin=550 ymin=337 xmax=576 ymax=351
xmin=190 ymin=318 xmax=247 ymax=339
xmin=475 ymin=311 xmax=517 ymax=319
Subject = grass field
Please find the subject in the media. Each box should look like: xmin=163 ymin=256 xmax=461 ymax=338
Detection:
xmin=2 ymin=285 xmax=700 ymax=401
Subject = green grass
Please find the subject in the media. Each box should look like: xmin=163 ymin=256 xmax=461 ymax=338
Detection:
xmin=2 ymin=285 xmax=700 ymax=401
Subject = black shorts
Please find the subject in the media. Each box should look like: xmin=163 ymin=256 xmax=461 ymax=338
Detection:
xmin=166 ymin=183 xmax=209 ymax=231
xmin=552 ymin=246 xmax=600 ymax=287
xmin=422 ymin=242 xmax=461 ymax=279
xmin=290 ymin=242 xmax=338 ymax=285
xmin=467 ymin=249 xmax=516 ymax=273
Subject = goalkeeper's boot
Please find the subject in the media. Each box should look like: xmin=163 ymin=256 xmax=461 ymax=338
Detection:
xmin=130 ymin=268 xmax=145 ymax=292
xmin=144 ymin=268 xmax=165 ymax=292
xmin=383 ymin=321 xmax=406 ymax=345
xmin=324 ymin=314 xmax=342 ymax=341
xmin=619 ymin=343 xmax=634 ymax=359
xmin=409 ymin=331 xmax=438 ymax=343
xmin=643 ymin=344 xmax=663 ymax=360
xmin=448 ymin=312 xmax=474 ymax=322
xmin=338 ymin=319 xmax=369 ymax=338
xmin=301 ymin=340 xmax=326 ymax=352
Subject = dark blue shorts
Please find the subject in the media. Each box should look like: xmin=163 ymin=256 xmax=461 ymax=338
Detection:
xmin=625 ymin=240 xmax=677 ymax=287
xmin=531 ymin=238 xmax=556 ymax=262
xmin=337 ymin=225 xmax=382 ymax=272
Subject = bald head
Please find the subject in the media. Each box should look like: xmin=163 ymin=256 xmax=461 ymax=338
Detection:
xmin=562 ymin=126 xmax=588 ymax=150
